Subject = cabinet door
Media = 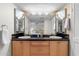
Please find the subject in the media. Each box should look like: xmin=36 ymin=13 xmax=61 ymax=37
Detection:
xmin=50 ymin=41 xmax=58 ymax=56
xmin=30 ymin=41 xmax=50 ymax=56
xmin=58 ymin=41 xmax=68 ymax=56
xmin=22 ymin=41 xmax=30 ymax=56
xmin=12 ymin=41 xmax=22 ymax=56
xmin=12 ymin=41 xmax=30 ymax=56
xmin=50 ymin=41 xmax=68 ymax=56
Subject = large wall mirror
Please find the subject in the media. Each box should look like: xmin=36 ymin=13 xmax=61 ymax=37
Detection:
xmin=14 ymin=8 xmax=67 ymax=35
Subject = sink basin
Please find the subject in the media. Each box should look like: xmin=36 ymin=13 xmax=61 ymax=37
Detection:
xmin=18 ymin=36 xmax=31 ymax=39
xmin=49 ymin=36 xmax=62 ymax=39
xmin=18 ymin=35 xmax=62 ymax=39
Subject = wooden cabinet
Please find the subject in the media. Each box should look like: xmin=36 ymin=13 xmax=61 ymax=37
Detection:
xmin=30 ymin=41 xmax=49 ymax=56
xmin=12 ymin=40 xmax=69 ymax=56
xmin=12 ymin=41 xmax=30 ymax=56
xmin=50 ymin=41 xmax=68 ymax=56
xmin=12 ymin=41 xmax=22 ymax=56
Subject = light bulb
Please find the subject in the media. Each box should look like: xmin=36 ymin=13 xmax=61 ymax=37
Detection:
xmin=32 ymin=12 xmax=36 ymax=15
xmin=45 ymin=12 xmax=48 ymax=15
xmin=38 ymin=12 xmax=42 ymax=15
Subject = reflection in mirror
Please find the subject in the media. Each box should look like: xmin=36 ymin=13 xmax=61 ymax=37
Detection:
xmin=14 ymin=8 xmax=25 ymax=34
xmin=27 ymin=15 xmax=53 ymax=35
xmin=29 ymin=21 xmax=44 ymax=35
xmin=54 ymin=8 xmax=70 ymax=34
xmin=14 ymin=7 xmax=68 ymax=35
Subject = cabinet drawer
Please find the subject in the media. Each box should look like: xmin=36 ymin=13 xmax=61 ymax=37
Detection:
xmin=31 ymin=46 xmax=49 ymax=56
xmin=31 ymin=41 xmax=49 ymax=46
xmin=30 ymin=41 xmax=49 ymax=56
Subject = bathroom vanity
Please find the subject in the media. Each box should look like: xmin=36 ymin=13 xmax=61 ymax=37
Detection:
xmin=11 ymin=36 xmax=69 ymax=56
xmin=12 ymin=7 xmax=70 ymax=56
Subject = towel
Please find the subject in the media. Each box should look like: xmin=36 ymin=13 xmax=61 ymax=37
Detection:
xmin=64 ymin=18 xmax=71 ymax=30
xmin=0 ymin=25 xmax=10 ymax=45
xmin=2 ymin=29 xmax=10 ymax=45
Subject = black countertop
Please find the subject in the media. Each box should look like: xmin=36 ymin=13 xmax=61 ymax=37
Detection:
xmin=12 ymin=33 xmax=69 ymax=41
xmin=12 ymin=37 xmax=69 ymax=41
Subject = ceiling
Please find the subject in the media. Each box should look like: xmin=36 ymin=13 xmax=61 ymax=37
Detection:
xmin=14 ymin=3 xmax=66 ymax=15
xmin=14 ymin=3 xmax=67 ymax=23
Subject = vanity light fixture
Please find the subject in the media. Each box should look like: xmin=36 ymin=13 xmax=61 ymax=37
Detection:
xmin=31 ymin=12 xmax=36 ymax=15
xmin=45 ymin=12 xmax=48 ymax=15
xmin=38 ymin=12 xmax=42 ymax=15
